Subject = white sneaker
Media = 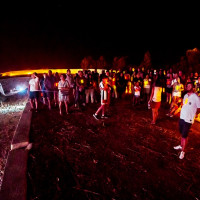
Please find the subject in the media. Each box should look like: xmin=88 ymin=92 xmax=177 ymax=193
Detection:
xmin=93 ymin=114 xmax=99 ymax=120
xmin=173 ymin=145 xmax=182 ymax=150
xmin=179 ymin=151 xmax=185 ymax=159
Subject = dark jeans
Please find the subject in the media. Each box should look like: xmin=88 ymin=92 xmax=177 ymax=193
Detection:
xmin=75 ymin=89 xmax=86 ymax=105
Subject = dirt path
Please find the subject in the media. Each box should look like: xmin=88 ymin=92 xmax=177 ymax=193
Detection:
xmin=28 ymin=97 xmax=200 ymax=200
xmin=0 ymin=93 xmax=27 ymax=188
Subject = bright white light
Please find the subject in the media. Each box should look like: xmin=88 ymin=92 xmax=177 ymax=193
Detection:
xmin=16 ymin=85 xmax=26 ymax=92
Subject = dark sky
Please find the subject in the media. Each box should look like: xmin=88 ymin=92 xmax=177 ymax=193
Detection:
xmin=0 ymin=1 xmax=199 ymax=73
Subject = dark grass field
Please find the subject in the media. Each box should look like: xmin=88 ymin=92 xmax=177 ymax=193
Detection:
xmin=28 ymin=97 xmax=200 ymax=200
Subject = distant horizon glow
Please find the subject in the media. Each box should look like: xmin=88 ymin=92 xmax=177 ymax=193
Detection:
xmin=1 ymin=69 xmax=107 ymax=77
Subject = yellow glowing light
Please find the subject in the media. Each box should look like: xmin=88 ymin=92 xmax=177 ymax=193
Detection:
xmin=132 ymin=68 xmax=135 ymax=72
xmin=1 ymin=69 xmax=106 ymax=77
xmin=125 ymin=86 xmax=128 ymax=94
xmin=162 ymin=88 xmax=165 ymax=93
xmin=184 ymin=98 xmax=188 ymax=105
xmin=80 ymin=79 xmax=84 ymax=84
xmin=128 ymin=82 xmax=132 ymax=94
xmin=144 ymin=80 xmax=148 ymax=86
xmin=175 ymin=85 xmax=179 ymax=91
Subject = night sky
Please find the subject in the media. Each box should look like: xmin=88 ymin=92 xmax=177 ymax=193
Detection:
xmin=0 ymin=2 xmax=199 ymax=73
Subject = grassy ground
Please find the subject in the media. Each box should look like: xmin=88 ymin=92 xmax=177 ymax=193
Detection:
xmin=28 ymin=97 xmax=200 ymax=200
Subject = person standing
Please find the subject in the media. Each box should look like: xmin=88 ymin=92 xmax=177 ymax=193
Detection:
xmin=85 ymin=74 xmax=95 ymax=104
xmin=75 ymin=71 xmax=86 ymax=107
xmin=28 ymin=73 xmax=40 ymax=112
xmin=45 ymin=70 xmax=55 ymax=110
xmin=66 ymin=69 xmax=75 ymax=102
xmin=58 ymin=74 xmax=70 ymax=115
xmin=40 ymin=73 xmax=48 ymax=107
xmin=148 ymin=79 xmax=162 ymax=124
xmin=174 ymin=82 xmax=200 ymax=159
xmin=93 ymin=77 xmax=109 ymax=120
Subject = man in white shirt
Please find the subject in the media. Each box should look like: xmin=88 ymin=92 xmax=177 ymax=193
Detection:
xmin=28 ymin=73 xmax=40 ymax=112
xmin=174 ymin=82 xmax=200 ymax=159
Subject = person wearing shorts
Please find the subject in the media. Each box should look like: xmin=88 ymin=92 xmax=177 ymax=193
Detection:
xmin=58 ymin=74 xmax=70 ymax=115
xmin=143 ymin=74 xmax=151 ymax=103
xmin=174 ymin=82 xmax=200 ymax=159
xmin=148 ymin=79 xmax=162 ymax=124
xmin=28 ymin=73 xmax=40 ymax=112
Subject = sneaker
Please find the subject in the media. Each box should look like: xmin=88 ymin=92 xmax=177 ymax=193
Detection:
xmin=179 ymin=151 xmax=185 ymax=159
xmin=170 ymin=114 xmax=173 ymax=118
xmin=101 ymin=115 xmax=108 ymax=119
xmin=93 ymin=114 xmax=99 ymax=120
xmin=174 ymin=145 xmax=182 ymax=150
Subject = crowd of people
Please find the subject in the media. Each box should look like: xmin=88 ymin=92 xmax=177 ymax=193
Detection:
xmin=28 ymin=67 xmax=200 ymax=159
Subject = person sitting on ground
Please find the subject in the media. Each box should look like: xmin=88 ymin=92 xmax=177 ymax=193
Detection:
xmin=166 ymin=98 xmax=182 ymax=117
xmin=58 ymin=74 xmax=70 ymax=116
xmin=170 ymin=77 xmax=184 ymax=112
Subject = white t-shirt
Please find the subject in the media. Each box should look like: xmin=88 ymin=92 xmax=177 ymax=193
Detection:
xmin=134 ymin=86 xmax=141 ymax=96
xmin=29 ymin=77 xmax=39 ymax=91
xmin=152 ymin=87 xmax=162 ymax=102
xmin=180 ymin=93 xmax=200 ymax=124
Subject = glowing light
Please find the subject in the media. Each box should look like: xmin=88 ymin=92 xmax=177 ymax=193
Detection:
xmin=144 ymin=80 xmax=148 ymax=87
xmin=16 ymin=85 xmax=26 ymax=92
xmin=184 ymin=98 xmax=188 ymax=105
xmin=175 ymin=85 xmax=180 ymax=91
xmin=80 ymin=79 xmax=84 ymax=84
xmin=162 ymin=88 xmax=165 ymax=93
xmin=124 ymin=74 xmax=130 ymax=80
xmin=1 ymin=69 xmax=106 ymax=77
xmin=125 ymin=86 xmax=128 ymax=94
xmin=132 ymin=68 xmax=135 ymax=72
